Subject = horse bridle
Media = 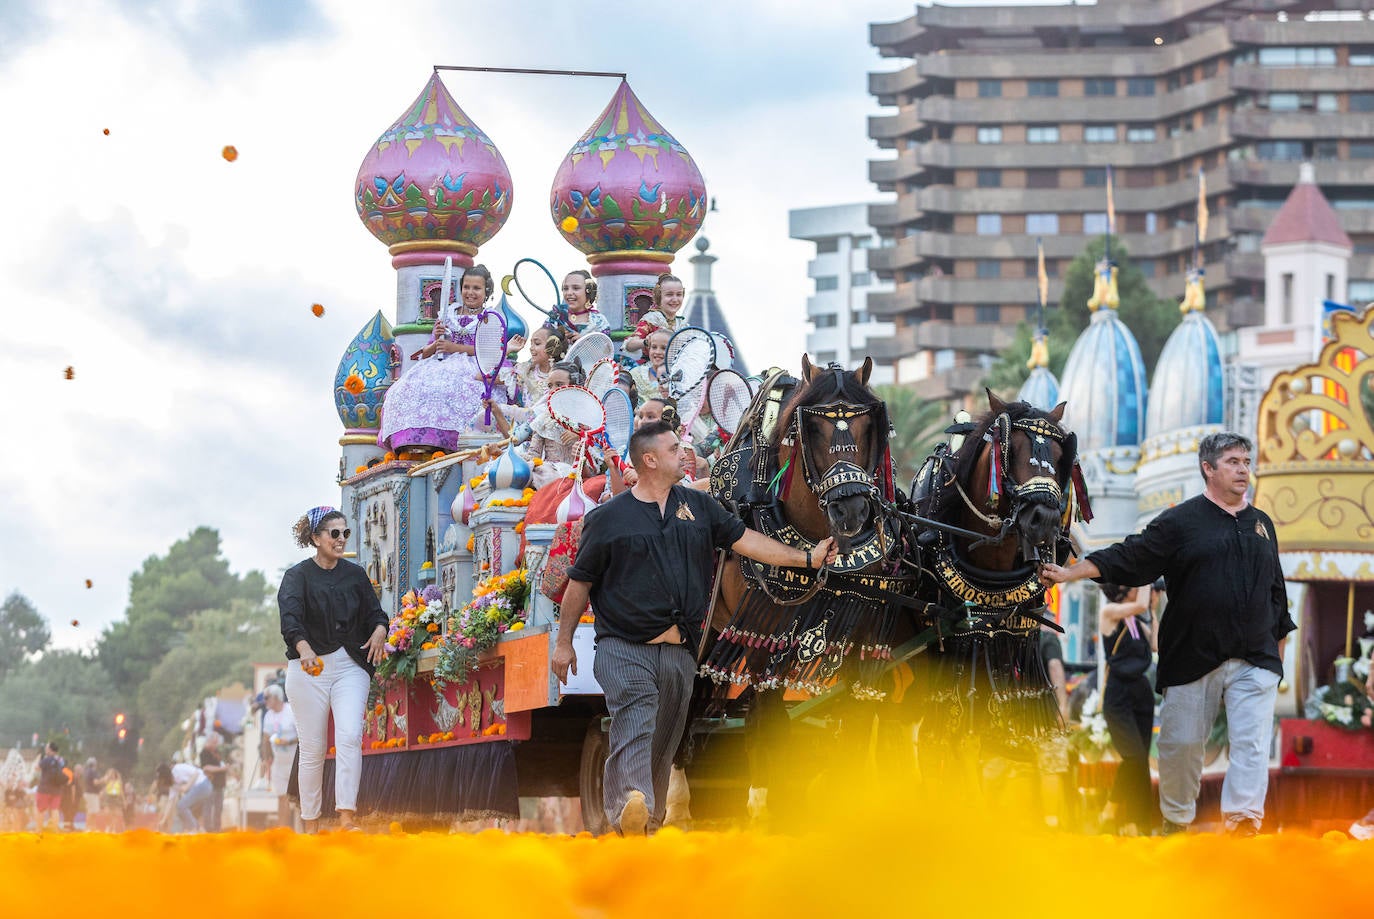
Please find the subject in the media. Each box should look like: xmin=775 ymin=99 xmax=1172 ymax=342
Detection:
xmin=984 ymin=413 xmax=1074 ymax=511
xmin=788 ymin=400 xmax=887 ymax=513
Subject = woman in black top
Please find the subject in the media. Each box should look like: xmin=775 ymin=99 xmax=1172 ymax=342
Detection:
xmin=1098 ymin=582 xmax=1157 ymax=835
xmin=278 ymin=506 xmax=387 ymax=832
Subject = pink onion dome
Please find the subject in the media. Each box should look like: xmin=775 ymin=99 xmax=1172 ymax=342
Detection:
xmin=355 ymin=73 xmax=513 ymax=266
xmin=549 ymin=81 xmax=707 ymax=266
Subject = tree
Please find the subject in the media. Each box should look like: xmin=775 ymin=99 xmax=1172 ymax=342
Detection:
xmin=877 ymin=384 xmax=953 ymax=489
xmin=0 ymin=592 xmax=50 ymax=679
xmin=98 ymin=527 xmax=269 ymax=695
xmin=985 ymin=238 xmax=1181 ymax=396
xmin=136 ymin=600 xmax=283 ymax=767
xmin=0 ymin=650 xmax=120 ymax=753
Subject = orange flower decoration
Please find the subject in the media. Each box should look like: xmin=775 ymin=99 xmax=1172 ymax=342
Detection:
xmin=311 ymin=303 xmax=325 ymax=317
xmin=303 ymin=659 xmax=324 ymax=677
xmin=343 ymin=372 xmax=366 ymax=395
xmin=355 ymin=465 xmax=366 ymax=474
xmin=384 ymin=451 xmax=397 ymax=462
xmin=481 ymin=562 xmax=491 ymax=571
xmin=431 ymin=450 xmax=446 ymax=460
xmin=221 ymin=144 xmax=238 ymax=162
xmin=328 ymin=746 xmax=336 ymax=755
xmin=374 ymin=703 xmax=385 ymax=716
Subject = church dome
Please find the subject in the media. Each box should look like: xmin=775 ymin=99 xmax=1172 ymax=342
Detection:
xmin=1018 ymin=366 xmax=1061 ymax=412
xmin=335 ymin=312 xmax=396 ymax=430
xmin=550 ymin=80 xmax=706 ymax=259
xmin=355 ymin=73 xmax=513 ymax=254
xmin=1145 ymin=278 xmax=1224 ymax=438
xmin=1058 ymin=262 xmax=1148 ymax=452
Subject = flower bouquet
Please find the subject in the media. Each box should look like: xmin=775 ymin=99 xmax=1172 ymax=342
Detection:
xmin=374 ymin=586 xmax=446 ymax=686
xmin=432 ymin=569 xmax=529 ymax=689
xmin=1312 ymin=670 xmax=1374 ymax=731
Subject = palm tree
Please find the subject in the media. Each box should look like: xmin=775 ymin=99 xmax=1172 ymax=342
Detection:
xmin=876 ymin=384 xmax=952 ymax=490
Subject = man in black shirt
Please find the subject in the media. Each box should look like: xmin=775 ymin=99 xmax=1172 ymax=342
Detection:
xmin=555 ymin=421 xmax=837 ymax=835
xmin=1041 ymin=432 xmax=1295 ymax=837
xmin=199 ymin=732 xmax=228 ymax=832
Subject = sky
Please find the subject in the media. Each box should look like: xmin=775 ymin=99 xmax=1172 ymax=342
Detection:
xmin=1 ymin=0 xmax=969 ymax=648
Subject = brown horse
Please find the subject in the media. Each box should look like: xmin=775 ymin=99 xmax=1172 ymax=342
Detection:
xmin=908 ymin=390 xmax=1082 ymax=767
xmin=690 ymin=355 xmax=904 ymax=820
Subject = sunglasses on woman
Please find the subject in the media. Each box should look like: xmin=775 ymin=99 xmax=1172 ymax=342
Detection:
xmin=323 ymin=528 xmax=351 ymax=540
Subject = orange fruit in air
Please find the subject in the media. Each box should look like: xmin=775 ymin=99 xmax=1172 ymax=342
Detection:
xmin=70 ymin=619 xmax=80 ymax=627
xmin=311 ymin=303 xmax=325 ymax=317
xmin=222 ymin=145 xmax=238 ymax=162
xmin=102 ymin=128 xmax=110 ymax=136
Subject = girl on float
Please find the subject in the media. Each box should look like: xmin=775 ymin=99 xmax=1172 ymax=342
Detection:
xmin=379 ymin=265 xmax=500 ymax=456
xmin=515 ymin=326 xmax=566 ymax=413
xmin=560 ymin=270 xmax=611 ymax=344
xmin=278 ymin=507 xmax=388 ymax=833
xmin=629 ymin=328 xmax=670 ymax=404
xmin=623 ymin=273 xmax=688 ymax=358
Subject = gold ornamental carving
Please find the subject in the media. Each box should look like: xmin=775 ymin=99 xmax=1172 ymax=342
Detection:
xmin=1254 ymin=308 xmax=1374 ymax=556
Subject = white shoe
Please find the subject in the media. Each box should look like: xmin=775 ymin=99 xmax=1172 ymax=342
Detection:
xmin=618 ymin=790 xmax=648 ymax=837
xmin=1350 ymin=820 xmax=1374 ymax=841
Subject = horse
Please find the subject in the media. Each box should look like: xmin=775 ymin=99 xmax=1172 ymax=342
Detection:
xmin=690 ymin=355 xmax=913 ymax=821
xmin=906 ymin=389 xmax=1086 ymax=775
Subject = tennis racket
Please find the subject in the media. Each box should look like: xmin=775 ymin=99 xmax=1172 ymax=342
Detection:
xmin=547 ymin=385 xmax=607 ymax=486
xmin=600 ymin=387 xmax=634 ymax=472
xmin=564 ymin=331 xmax=614 ymax=375
xmin=509 ymin=257 xmax=576 ymax=337
xmin=707 ymin=369 xmax=752 ymax=438
xmin=585 ymin=357 xmax=620 ymax=399
xmin=665 ymin=327 xmax=715 ymax=400
xmin=710 ymin=332 xmax=735 ymax=371
xmin=474 ymin=309 xmax=508 ymax=425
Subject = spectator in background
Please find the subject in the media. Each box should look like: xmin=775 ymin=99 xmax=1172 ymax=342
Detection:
xmin=34 ymin=742 xmax=65 ymax=832
xmin=59 ymin=761 xmax=82 ymax=831
xmin=172 ymin=758 xmax=211 ymax=833
xmin=99 ymin=768 xmax=126 ymax=833
xmin=82 ymin=757 xmax=101 ymax=825
xmin=0 ymin=749 xmax=28 ymax=832
xmin=261 ymin=683 xmax=299 ymax=829
xmin=199 ymin=732 xmax=228 ymax=832
xmin=1098 ymin=582 xmax=1157 ymax=836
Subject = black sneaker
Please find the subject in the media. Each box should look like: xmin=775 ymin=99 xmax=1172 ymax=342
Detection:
xmin=1158 ymin=819 xmax=1189 ymax=836
xmin=1226 ymin=818 xmax=1260 ymax=838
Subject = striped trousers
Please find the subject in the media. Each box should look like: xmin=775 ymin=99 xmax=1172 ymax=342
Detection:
xmin=593 ymin=637 xmax=696 ymax=831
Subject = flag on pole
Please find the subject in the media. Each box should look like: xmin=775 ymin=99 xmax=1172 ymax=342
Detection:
xmin=1197 ymin=169 xmax=1209 ymax=244
xmin=1037 ymin=238 xmax=1049 ymax=309
xmin=1105 ymin=165 xmax=1116 ymax=235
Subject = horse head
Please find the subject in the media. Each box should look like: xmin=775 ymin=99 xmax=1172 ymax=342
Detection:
xmin=968 ymin=389 xmax=1076 ymax=565
xmin=777 ymin=355 xmax=889 ymax=553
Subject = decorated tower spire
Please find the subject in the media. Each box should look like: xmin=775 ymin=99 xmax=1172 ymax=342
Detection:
xmin=355 ymin=73 xmax=514 ymax=374
xmin=549 ymin=80 xmax=707 ymax=333
xmin=1018 ymin=238 xmax=1059 ymax=410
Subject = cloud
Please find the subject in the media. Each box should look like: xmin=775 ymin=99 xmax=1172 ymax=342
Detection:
xmin=0 ymin=0 xmax=49 ymax=63
xmin=112 ymin=0 xmax=332 ymax=66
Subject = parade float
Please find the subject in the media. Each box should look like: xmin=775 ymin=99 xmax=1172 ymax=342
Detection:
xmin=320 ymin=71 xmax=724 ymax=830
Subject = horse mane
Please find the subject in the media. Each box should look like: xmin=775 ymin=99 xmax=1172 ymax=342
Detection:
xmin=770 ymin=366 xmax=882 ymax=449
xmin=928 ymin=399 xmax=1060 ymax=518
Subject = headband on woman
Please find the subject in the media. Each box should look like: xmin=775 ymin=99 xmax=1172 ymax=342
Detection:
xmin=306 ymin=506 xmax=336 ymax=531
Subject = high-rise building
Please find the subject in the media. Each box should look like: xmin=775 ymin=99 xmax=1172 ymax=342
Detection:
xmin=867 ymin=1 xmax=1374 ymax=400
xmin=788 ymin=203 xmax=896 ymax=385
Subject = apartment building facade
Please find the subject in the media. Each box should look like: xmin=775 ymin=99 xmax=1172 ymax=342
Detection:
xmin=867 ymin=0 xmax=1374 ymax=399
xmin=789 ymin=203 xmax=897 ymax=385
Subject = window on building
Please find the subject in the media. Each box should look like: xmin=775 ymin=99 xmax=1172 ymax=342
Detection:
xmin=1026 ymin=169 xmax=1059 ymax=189
xmin=1028 ymin=79 xmax=1059 ymax=97
xmin=1138 ymin=260 xmax=1155 ymax=278
xmin=1352 ymin=47 xmax=1374 ymax=66
xmin=978 ymin=79 xmax=1002 ymax=98
xmin=933 ymin=349 xmax=956 ymax=372
xmin=815 ymin=350 xmax=838 ymax=364
xmin=1027 ymin=125 xmax=1060 ymax=144
xmin=1257 ymin=140 xmax=1305 ymax=161
xmin=815 ymin=238 xmax=839 ymax=254
xmin=977 ymin=168 xmax=1002 ymax=188
xmin=1084 ymin=125 xmax=1117 ymax=143
xmin=1315 ymin=140 xmax=1339 ymax=160
xmin=812 ymin=313 xmax=838 ymax=328
xmin=815 ymin=276 xmax=839 ymax=292
xmin=1202 ymin=106 xmax=1219 ymax=125
xmin=1127 ymin=77 xmax=1156 ymax=97
xmin=1026 ymin=213 xmax=1060 ymax=235
xmin=1350 ymin=142 xmax=1374 ymax=159
xmin=977 ymin=126 xmax=1003 ymax=144
xmin=1202 ymin=59 xmax=1219 ymax=78
xmin=1317 ymin=93 xmax=1339 ymax=113
xmin=976 ymin=214 xmax=1002 ymax=235
xmin=974 ymin=305 xmax=1002 ymax=323
xmin=1267 ymin=93 xmax=1301 ymax=111
xmin=1350 ymin=280 xmax=1374 ymax=302
xmin=1327 ymin=274 xmax=1336 ymax=302
xmin=1145 ymin=212 xmax=1158 ymax=234
xmin=1084 ymin=212 xmax=1109 ymax=235
xmin=1025 ymin=258 xmax=1059 ymax=278
xmin=1126 ymin=125 xmax=1157 ymax=142
xmin=1258 ymin=47 xmax=1336 ymax=67
xmin=1083 ymin=167 xmax=1107 ymax=186
xmin=976 ymin=260 xmax=1002 ymax=279
xmin=1085 ymin=78 xmax=1116 ymax=96
xmin=852 ymin=310 xmax=871 ymax=324
xmin=852 ymin=235 xmax=875 ymax=249
xmin=1352 ymin=93 xmax=1374 ymax=113
xmin=852 ymin=271 xmax=873 ymax=287
xmin=1281 ymin=272 xmax=1294 ymax=324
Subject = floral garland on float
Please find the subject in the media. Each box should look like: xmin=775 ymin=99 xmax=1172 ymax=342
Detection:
xmin=374 ymin=583 xmax=446 ymax=686
xmin=432 ymin=568 xmax=530 ymax=690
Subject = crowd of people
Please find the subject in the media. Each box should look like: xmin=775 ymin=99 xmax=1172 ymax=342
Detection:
xmin=0 ymin=745 xmax=139 ymax=833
